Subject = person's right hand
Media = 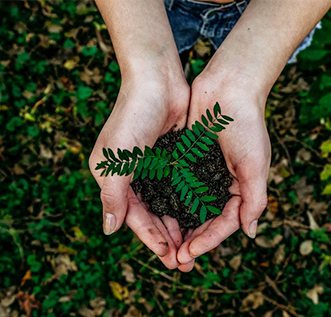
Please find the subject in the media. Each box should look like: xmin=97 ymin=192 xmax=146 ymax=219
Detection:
xmin=89 ymin=75 xmax=190 ymax=270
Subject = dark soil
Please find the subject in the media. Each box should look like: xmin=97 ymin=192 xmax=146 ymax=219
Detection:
xmin=131 ymin=130 xmax=233 ymax=231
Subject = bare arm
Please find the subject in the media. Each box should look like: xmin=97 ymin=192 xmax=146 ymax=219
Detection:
xmin=94 ymin=0 xmax=183 ymax=81
xmin=177 ymin=1 xmax=331 ymax=269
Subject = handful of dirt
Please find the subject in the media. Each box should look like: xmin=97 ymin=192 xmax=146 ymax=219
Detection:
xmin=131 ymin=129 xmax=232 ymax=231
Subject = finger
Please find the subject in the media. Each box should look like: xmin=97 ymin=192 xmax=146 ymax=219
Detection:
xmin=178 ymin=196 xmax=241 ymax=263
xmin=125 ymin=188 xmax=169 ymax=257
xmin=178 ymin=260 xmax=195 ymax=273
xmin=177 ymin=219 xmax=214 ymax=264
xmin=161 ymin=215 xmax=183 ymax=249
xmin=148 ymin=212 xmax=180 ymax=270
xmin=189 ymin=196 xmax=241 ymax=258
xmin=236 ymin=165 xmax=268 ymax=239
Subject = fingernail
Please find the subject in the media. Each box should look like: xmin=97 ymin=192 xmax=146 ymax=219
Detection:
xmin=104 ymin=213 xmax=116 ymax=235
xmin=189 ymin=253 xmax=198 ymax=259
xmin=248 ymin=220 xmax=258 ymax=239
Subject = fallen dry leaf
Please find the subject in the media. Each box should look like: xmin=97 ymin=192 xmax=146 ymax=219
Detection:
xmin=16 ymin=291 xmax=40 ymax=317
xmin=255 ymin=235 xmax=283 ymax=248
xmin=307 ymin=211 xmax=319 ymax=230
xmin=240 ymin=292 xmax=264 ymax=312
xmin=306 ymin=285 xmax=323 ymax=304
xmin=109 ymin=281 xmax=129 ymax=301
xmin=273 ymin=244 xmax=286 ymax=265
xmin=229 ymin=255 xmax=241 ymax=271
xmin=121 ymin=263 xmax=136 ymax=283
xmin=300 ymin=240 xmax=313 ymax=256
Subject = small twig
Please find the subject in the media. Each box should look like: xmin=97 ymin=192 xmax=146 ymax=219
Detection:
xmin=263 ymin=295 xmax=298 ymax=317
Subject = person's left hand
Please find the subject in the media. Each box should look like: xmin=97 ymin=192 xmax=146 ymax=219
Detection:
xmin=176 ymin=70 xmax=271 ymax=272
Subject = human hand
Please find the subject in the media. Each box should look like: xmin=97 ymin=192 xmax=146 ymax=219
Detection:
xmin=89 ymin=75 xmax=190 ymax=270
xmin=177 ymin=72 xmax=271 ymax=272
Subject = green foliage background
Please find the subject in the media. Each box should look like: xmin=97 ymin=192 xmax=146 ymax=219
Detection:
xmin=0 ymin=1 xmax=330 ymax=317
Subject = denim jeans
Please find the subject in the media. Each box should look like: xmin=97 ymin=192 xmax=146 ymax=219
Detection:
xmin=164 ymin=0 xmax=321 ymax=63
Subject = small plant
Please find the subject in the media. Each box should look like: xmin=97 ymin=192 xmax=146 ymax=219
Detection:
xmin=96 ymin=102 xmax=234 ymax=223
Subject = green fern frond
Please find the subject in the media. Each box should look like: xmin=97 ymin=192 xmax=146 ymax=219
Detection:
xmin=96 ymin=102 xmax=233 ymax=224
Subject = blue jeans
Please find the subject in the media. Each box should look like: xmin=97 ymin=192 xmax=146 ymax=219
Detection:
xmin=165 ymin=0 xmax=321 ymax=63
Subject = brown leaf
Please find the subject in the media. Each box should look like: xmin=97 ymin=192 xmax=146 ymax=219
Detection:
xmin=273 ymin=244 xmax=286 ymax=265
xmin=306 ymin=285 xmax=323 ymax=304
xmin=121 ymin=263 xmax=136 ymax=283
xmin=307 ymin=211 xmax=319 ymax=230
xmin=229 ymin=255 xmax=241 ymax=271
xmin=16 ymin=291 xmax=40 ymax=317
xmin=20 ymin=270 xmax=32 ymax=287
xmin=299 ymin=240 xmax=313 ymax=256
xmin=267 ymin=195 xmax=279 ymax=214
xmin=240 ymin=292 xmax=264 ymax=312
xmin=255 ymin=235 xmax=283 ymax=248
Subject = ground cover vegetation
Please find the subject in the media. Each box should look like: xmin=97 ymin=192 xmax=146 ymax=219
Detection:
xmin=0 ymin=1 xmax=330 ymax=316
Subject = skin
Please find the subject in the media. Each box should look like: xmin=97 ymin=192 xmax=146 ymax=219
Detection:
xmin=90 ymin=0 xmax=331 ymax=272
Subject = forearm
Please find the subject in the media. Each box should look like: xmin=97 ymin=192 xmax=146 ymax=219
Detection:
xmin=95 ymin=0 xmax=183 ymax=81
xmin=203 ymin=0 xmax=331 ymax=98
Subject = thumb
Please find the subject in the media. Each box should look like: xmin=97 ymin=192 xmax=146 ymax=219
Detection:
xmin=100 ymin=174 xmax=131 ymax=235
xmin=238 ymin=168 xmax=268 ymax=239
xmin=90 ymin=151 xmax=131 ymax=235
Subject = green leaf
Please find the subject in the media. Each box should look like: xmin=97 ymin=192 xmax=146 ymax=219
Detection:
xmin=171 ymin=176 xmax=182 ymax=186
xmin=100 ymin=169 xmax=106 ymax=177
xmin=207 ymin=206 xmax=222 ymax=214
xmin=217 ymin=118 xmax=229 ymax=125
xmin=103 ymin=148 xmax=109 ymax=160
xmin=186 ymin=153 xmax=197 ymax=163
xmin=149 ymin=168 xmax=156 ymax=180
xmin=201 ymin=196 xmax=217 ymax=202
xmin=95 ymin=161 xmax=108 ymax=170
xmin=149 ymin=158 xmax=159 ymax=171
xmin=111 ymin=164 xmax=121 ymax=176
xmin=172 ymin=169 xmax=179 ymax=179
xmin=164 ymin=165 xmax=171 ymax=178
xmin=136 ymin=158 xmax=144 ymax=172
xmin=118 ymin=149 xmax=129 ymax=160
xmin=106 ymin=166 xmax=112 ymax=176
xmin=190 ymin=182 xmax=205 ymax=188
xmin=195 ymin=187 xmax=209 ymax=194
xmin=186 ymin=129 xmax=196 ymax=142
xmin=190 ymin=198 xmax=199 ymax=214
xmin=213 ymin=102 xmax=221 ymax=117
xmin=162 ymin=149 xmax=168 ymax=157
xmin=133 ymin=165 xmax=142 ymax=180
xmin=133 ymin=146 xmax=143 ymax=156
xmin=141 ymin=168 xmax=149 ymax=180
xmin=196 ymin=121 xmax=205 ymax=132
xmin=191 ymin=147 xmax=204 ymax=158
xmin=178 ymin=159 xmax=189 ymax=167
xmin=176 ymin=181 xmax=185 ymax=192
xmin=176 ymin=142 xmax=186 ymax=154
xmin=157 ymin=167 xmax=163 ymax=180
xmin=144 ymin=157 xmax=152 ymax=168
xmin=172 ymin=150 xmax=179 ymax=160
xmin=82 ymin=46 xmax=98 ymax=56
xmin=144 ymin=145 xmax=154 ymax=156
xmin=120 ymin=162 xmax=129 ymax=175
xmin=197 ymin=142 xmax=210 ymax=151
xmin=127 ymin=160 xmax=136 ymax=175
xmin=108 ymin=148 xmax=119 ymax=162
xmin=214 ymin=122 xmax=226 ymax=130
xmin=322 ymin=184 xmax=331 ymax=195
xmin=206 ymin=109 xmax=213 ymax=122
xmin=221 ymin=115 xmax=234 ymax=122
xmin=201 ymin=136 xmax=214 ymax=145
xmin=185 ymin=196 xmax=192 ymax=206
xmin=181 ymin=135 xmax=191 ymax=148
xmin=201 ymin=115 xmax=209 ymax=127
xmin=200 ymin=205 xmax=207 ymax=223
xmin=205 ymin=131 xmax=219 ymax=140
xmin=321 ymin=164 xmax=331 ymax=181
xmin=180 ymin=186 xmax=189 ymax=201
xmin=123 ymin=149 xmax=133 ymax=159
xmin=185 ymin=191 xmax=193 ymax=206
xmin=192 ymin=124 xmax=201 ymax=136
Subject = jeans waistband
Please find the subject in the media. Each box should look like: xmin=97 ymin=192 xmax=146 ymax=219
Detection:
xmin=165 ymin=0 xmax=248 ymax=14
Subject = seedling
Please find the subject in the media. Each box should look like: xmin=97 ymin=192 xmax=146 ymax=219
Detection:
xmin=96 ymin=102 xmax=233 ymax=223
